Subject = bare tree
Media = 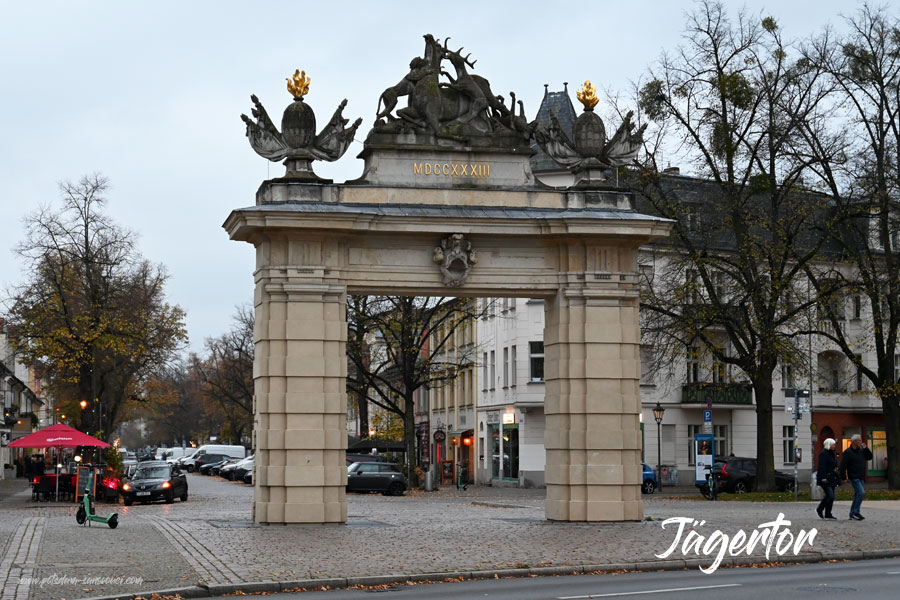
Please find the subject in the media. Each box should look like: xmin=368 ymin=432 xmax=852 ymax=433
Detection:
xmin=801 ymin=3 xmax=900 ymax=487
xmin=636 ymin=1 xmax=835 ymax=490
xmin=346 ymin=295 xmax=482 ymax=481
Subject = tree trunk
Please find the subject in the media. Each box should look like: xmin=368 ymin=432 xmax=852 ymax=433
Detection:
xmin=404 ymin=394 xmax=418 ymax=486
xmin=753 ymin=378 xmax=776 ymax=492
xmin=882 ymin=393 xmax=900 ymax=489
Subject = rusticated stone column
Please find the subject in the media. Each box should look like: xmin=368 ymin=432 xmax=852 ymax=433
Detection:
xmin=253 ymin=268 xmax=347 ymax=524
xmin=543 ymin=278 xmax=643 ymax=522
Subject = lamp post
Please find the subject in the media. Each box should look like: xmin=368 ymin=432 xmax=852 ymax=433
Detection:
xmin=652 ymin=402 xmax=665 ymax=491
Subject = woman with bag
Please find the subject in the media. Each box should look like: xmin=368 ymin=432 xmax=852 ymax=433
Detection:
xmin=816 ymin=438 xmax=839 ymax=520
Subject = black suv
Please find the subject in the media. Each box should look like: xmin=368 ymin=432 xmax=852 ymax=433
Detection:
xmin=697 ymin=456 xmax=796 ymax=496
xmin=346 ymin=461 xmax=407 ymax=496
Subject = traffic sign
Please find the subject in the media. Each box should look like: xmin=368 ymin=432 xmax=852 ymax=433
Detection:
xmin=703 ymin=410 xmax=712 ymax=422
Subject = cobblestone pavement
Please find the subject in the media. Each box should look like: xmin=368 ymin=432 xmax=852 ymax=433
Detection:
xmin=1 ymin=476 xmax=899 ymax=599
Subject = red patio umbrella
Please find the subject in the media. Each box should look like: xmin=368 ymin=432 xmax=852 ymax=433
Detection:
xmin=9 ymin=423 xmax=110 ymax=449
xmin=10 ymin=424 xmax=110 ymax=501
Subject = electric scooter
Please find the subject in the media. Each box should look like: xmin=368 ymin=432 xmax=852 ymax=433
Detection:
xmin=75 ymin=465 xmax=119 ymax=529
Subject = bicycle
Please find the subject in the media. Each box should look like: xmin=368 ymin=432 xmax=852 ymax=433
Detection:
xmin=701 ymin=464 xmax=719 ymax=501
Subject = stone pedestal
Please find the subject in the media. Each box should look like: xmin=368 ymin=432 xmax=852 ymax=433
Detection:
xmin=543 ymin=278 xmax=644 ymax=521
xmin=252 ymin=256 xmax=348 ymax=524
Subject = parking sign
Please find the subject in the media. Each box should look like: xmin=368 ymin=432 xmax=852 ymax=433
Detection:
xmin=703 ymin=410 xmax=712 ymax=422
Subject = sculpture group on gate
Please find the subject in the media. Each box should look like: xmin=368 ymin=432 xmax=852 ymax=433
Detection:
xmin=241 ymin=34 xmax=646 ymax=181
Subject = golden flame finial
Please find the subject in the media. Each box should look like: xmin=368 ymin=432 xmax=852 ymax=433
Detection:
xmin=576 ymin=80 xmax=599 ymax=110
xmin=286 ymin=69 xmax=311 ymax=99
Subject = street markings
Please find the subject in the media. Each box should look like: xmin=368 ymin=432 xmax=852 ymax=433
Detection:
xmin=558 ymin=583 xmax=742 ymax=598
xmin=0 ymin=517 xmax=46 ymax=600
xmin=144 ymin=515 xmax=242 ymax=585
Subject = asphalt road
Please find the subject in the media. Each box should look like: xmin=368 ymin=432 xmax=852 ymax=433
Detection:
xmin=226 ymin=557 xmax=900 ymax=599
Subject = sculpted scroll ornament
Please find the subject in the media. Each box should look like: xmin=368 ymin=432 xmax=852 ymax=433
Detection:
xmin=433 ymin=234 xmax=477 ymax=287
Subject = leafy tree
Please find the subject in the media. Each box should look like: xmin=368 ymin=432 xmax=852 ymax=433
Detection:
xmin=801 ymin=3 xmax=900 ymax=487
xmin=636 ymin=1 xmax=834 ymax=490
xmin=346 ymin=295 xmax=482 ymax=482
xmin=6 ymin=174 xmax=186 ymax=441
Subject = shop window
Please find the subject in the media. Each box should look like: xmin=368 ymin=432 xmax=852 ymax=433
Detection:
xmin=868 ymin=428 xmax=887 ymax=476
xmin=502 ymin=424 xmax=519 ymax=480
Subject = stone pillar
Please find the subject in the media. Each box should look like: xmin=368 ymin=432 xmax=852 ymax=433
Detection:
xmin=253 ymin=267 xmax=348 ymax=524
xmin=543 ymin=279 xmax=643 ymax=521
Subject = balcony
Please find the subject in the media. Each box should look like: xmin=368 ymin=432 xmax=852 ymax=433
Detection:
xmin=681 ymin=382 xmax=753 ymax=405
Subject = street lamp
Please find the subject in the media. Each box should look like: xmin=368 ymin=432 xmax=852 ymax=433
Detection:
xmin=652 ymin=402 xmax=665 ymax=491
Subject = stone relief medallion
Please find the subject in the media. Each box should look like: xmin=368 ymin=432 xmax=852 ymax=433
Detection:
xmin=433 ymin=234 xmax=477 ymax=287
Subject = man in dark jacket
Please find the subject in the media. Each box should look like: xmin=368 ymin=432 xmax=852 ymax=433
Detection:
xmin=840 ymin=434 xmax=874 ymax=520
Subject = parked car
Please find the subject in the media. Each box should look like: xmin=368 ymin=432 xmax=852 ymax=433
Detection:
xmin=641 ymin=462 xmax=659 ymax=494
xmin=346 ymin=461 xmax=407 ymax=496
xmin=122 ymin=461 xmax=188 ymax=505
xmin=696 ymin=456 xmax=796 ymax=496
xmin=210 ymin=457 xmax=240 ymax=477
xmin=199 ymin=457 xmax=232 ymax=476
xmin=222 ymin=455 xmax=253 ymax=480
xmin=189 ymin=453 xmax=230 ymax=474
xmin=180 ymin=445 xmax=246 ymax=472
xmin=243 ymin=470 xmax=252 ymax=485
xmin=232 ymin=456 xmax=254 ymax=482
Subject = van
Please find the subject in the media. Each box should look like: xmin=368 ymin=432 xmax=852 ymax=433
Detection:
xmin=181 ymin=445 xmax=246 ymax=472
xmin=162 ymin=447 xmax=194 ymax=464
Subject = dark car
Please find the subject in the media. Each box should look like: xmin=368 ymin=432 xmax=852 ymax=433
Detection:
xmin=641 ymin=462 xmax=659 ymax=494
xmin=191 ymin=453 xmax=229 ymax=474
xmin=199 ymin=457 xmax=232 ymax=476
xmin=696 ymin=456 xmax=796 ymax=496
xmin=232 ymin=456 xmax=254 ymax=482
xmin=346 ymin=461 xmax=407 ymax=496
xmin=122 ymin=461 xmax=188 ymax=505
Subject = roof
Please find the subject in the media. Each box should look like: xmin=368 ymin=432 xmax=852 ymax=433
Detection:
xmin=530 ymin=84 xmax=577 ymax=173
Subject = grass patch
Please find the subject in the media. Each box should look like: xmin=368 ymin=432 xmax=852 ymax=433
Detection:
xmin=682 ymin=489 xmax=900 ymax=502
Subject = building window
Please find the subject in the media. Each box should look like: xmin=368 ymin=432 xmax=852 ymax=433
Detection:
xmin=853 ymin=295 xmax=861 ymax=319
xmin=687 ymin=346 xmax=701 ymax=383
xmin=490 ymin=350 xmax=496 ymax=390
xmin=482 ymin=352 xmax=488 ymax=391
xmin=529 ymin=342 xmax=544 ymax=382
xmin=895 ymin=354 xmax=900 ymax=385
xmin=781 ymin=364 xmax=795 ymax=389
xmin=503 ymin=347 xmax=509 ymax=388
xmin=510 ymin=345 xmax=517 ymax=387
xmin=782 ymin=426 xmax=795 ymax=464
xmin=712 ymin=349 xmax=727 ymax=383
xmin=713 ymin=425 xmax=728 ymax=458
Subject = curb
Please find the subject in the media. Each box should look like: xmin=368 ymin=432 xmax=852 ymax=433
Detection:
xmin=79 ymin=547 xmax=900 ymax=600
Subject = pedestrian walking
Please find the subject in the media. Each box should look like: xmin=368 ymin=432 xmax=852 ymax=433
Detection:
xmin=840 ymin=434 xmax=873 ymax=520
xmin=816 ymin=438 xmax=839 ymax=520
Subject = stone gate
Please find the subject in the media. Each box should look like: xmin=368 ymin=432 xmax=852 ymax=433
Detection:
xmin=225 ymin=37 xmax=671 ymax=524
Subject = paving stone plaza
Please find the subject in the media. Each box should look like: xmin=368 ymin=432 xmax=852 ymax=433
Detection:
xmin=1 ymin=475 xmax=899 ymax=600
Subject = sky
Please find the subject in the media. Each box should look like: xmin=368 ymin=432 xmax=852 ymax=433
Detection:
xmin=0 ymin=0 xmax=859 ymax=354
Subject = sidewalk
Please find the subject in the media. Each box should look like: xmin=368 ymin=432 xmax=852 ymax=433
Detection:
xmin=1 ymin=475 xmax=899 ymax=600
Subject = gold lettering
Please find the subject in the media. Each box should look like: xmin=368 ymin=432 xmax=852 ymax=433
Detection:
xmin=470 ymin=164 xmax=478 ymax=176
xmin=424 ymin=163 xmax=432 ymax=175
xmin=434 ymin=163 xmax=441 ymax=174
xmin=460 ymin=164 xmax=469 ymax=176
xmin=443 ymin=163 xmax=450 ymax=175
xmin=414 ymin=162 xmax=423 ymax=174
xmin=486 ymin=164 xmax=490 ymax=177
xmin=451 ymin=164 xmax=459 ymax=176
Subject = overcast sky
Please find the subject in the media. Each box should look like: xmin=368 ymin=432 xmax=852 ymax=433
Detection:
xmin=0 ymin=1 xmax=858 ymax=353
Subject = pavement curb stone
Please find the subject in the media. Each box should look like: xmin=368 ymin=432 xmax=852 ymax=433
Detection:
xmin=78 ymin=548 xmax=900 ymax=600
